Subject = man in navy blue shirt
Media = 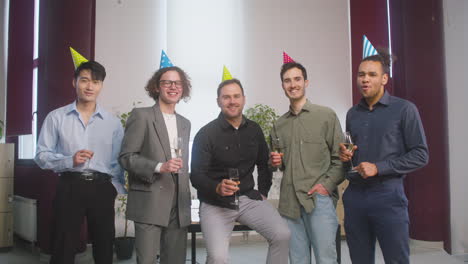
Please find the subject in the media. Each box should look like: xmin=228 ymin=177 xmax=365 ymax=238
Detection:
xmin=339 ymin=51 xmax=429 ymax=264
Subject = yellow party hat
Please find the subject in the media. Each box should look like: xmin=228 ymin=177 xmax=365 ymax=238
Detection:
xmin=70 ymin=47 xmax=89 ymax=69
xmin=222 ymin=65 xmax=233 ymax=81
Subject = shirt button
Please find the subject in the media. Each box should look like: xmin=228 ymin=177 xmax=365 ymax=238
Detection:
xmin=160 ymin=186 xmax=163 ymax=189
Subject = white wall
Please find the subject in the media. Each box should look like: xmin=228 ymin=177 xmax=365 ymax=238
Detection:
xmin=95 ymin=0 xmax=167 ymax=115
xmin=444 ymin=0 xmax=468 ymax=257
xmin=95 ymin=0 xmax=352 ymax=138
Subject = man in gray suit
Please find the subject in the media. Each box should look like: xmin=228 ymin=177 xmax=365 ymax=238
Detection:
xmin=119 ymin=66 xmax=192 ymax=264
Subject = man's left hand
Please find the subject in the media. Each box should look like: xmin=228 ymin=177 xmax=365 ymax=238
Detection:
xmin=307 ymin=184 xmax=329 ymax=196
xmin=355 ymin=162 xmax=378 ymax=179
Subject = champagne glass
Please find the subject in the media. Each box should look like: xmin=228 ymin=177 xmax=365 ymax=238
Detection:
xmin=272 ymin=137 xmax=281 ymax=153
xmin=228 ymin=168 xmax=240 ymax=210
xmin=82 ymin=156 xmax=93 ymax=176
xmin=173 ymin=137 xmax=183 ymax=173
xmin=271 ymin=137 xmax=282 ymax=167
xmin=343 ymin=132 xmax=357 ymax=172
xmin=173 ymin=137 xmax=183 ymax=158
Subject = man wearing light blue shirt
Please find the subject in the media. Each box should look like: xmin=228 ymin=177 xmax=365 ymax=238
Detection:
xmin=35 ymin=61 xmax=124 ymax=264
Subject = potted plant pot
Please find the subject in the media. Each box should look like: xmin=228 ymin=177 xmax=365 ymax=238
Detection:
xmin=114 ymin=236 xmax=135 ymax=260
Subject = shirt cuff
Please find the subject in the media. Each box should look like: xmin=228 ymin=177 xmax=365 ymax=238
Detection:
xmin=320 ymin=177 xmax=336 ymax=195
xmin=64 ymin=157 xmax=74 ymax=171
xmin=154 ymin=163 xmax=163 ymax=173
xmin=375 ymin=160 xmax=392 ymax=176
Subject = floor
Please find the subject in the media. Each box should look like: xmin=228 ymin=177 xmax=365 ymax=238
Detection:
xmin=0 ymin=234 xmax=466 ymax=264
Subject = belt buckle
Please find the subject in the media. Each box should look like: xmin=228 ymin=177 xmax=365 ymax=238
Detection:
xmin=82 ymin=172 xmax=94 ymax=181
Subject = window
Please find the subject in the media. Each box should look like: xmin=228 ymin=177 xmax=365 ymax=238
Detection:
xmin=17 ymin=0 xmax=39 ymax=159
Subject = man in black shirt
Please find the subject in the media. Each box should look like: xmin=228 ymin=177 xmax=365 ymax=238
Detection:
xmin=191 ymin=78 xmax=290 ymax=264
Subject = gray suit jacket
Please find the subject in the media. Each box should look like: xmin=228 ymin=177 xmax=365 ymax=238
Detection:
xmin=119 ymin=102 xmax=191 ymax=227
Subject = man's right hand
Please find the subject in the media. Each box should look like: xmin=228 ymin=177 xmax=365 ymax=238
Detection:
xmin=73 ymin=149 xmax=94 ymax=167
xmin=216 ymin=179 xmax=240 ymax=196
xmin=160 ymin=158 xmax=183 ymax=173
xmin=270 ymin=152 xmax=283 ymax=167
xmin=339 ymin=143 xmax=357 ymax=162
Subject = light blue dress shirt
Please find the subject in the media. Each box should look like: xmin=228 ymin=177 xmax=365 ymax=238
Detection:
xmin=35 ymin=101 xmax=126 ymax=194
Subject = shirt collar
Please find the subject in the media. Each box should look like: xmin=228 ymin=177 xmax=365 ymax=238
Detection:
xmin=358 ymin=90 xmax=390 ymax=109
xmin=217 ymin=112 xmax=248 ymax=130
xmin=286 ymin=99 xmax=312 ymax=117
xmin=67 ymin=101 xmax=104 ymax=119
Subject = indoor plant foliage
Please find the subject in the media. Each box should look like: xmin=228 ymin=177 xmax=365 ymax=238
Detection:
xmin=244 ymin=104 xmax=279 ymax=142
xmin=244 ymin=104 xmax=282 ymax=199
xmin=0 ymin=119 xmax=4 ymax=140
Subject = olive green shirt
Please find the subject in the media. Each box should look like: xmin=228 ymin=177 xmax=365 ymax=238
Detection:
xmin=271 ymin=100 xmax=344 ymax=219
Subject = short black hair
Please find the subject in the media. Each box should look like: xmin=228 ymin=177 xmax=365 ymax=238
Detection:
xmin=74 ymin=61 xmax=106 ymax=81
xmin=217 ymin=78 xmax=244 ymax=97
xmin=280 ymin=62 xmax=308 ymax=82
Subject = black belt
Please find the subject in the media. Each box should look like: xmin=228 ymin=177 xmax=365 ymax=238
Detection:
xmin=348 ymin=174 xmax=402 ymax=186
xmin=61 ymin=171 xmax=111 ymax=181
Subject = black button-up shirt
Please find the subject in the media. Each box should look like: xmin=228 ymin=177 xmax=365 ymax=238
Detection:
xmin=191 ymin=113 xmax=272 ymax=209
xmin=346 ymin=91 xmax=429 ymax=183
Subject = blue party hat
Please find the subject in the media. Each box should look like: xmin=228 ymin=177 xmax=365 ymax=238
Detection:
xmin=160 ymin=50 xmax=174 ymax=68
xmin=362 ymin=35 xmax=379 ymax=58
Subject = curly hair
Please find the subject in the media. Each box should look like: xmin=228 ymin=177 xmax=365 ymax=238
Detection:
xmin=362 ymin=48 xmax=396 ymax=75
xmin=145 ymin=66 xmax=192 ymax=102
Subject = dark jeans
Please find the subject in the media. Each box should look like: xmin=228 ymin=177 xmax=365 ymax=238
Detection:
xmin=50 ymin=174 xmax=117 ymax=264
xmin=343 ymin=178 xmax=409 ymax=264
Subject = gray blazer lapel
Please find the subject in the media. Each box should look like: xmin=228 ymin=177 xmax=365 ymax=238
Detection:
xmin=152 ymin=103 xmax=172 ymax=161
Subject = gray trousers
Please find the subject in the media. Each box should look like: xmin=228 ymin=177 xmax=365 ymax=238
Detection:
xmin=134 ymin=206 xmax=187 ymax=264
xmin=200 ymin=196 xmax=290 ymax=264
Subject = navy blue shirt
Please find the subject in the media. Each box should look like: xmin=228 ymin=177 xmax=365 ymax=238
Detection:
xmin=346 ymin=91 xmax=429 ymax=183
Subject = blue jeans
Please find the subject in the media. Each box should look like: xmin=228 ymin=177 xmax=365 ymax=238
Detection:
xmin=283 ymin=194 xmax=338 ymax=264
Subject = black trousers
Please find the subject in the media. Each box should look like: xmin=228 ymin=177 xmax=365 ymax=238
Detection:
xmin=343 ymin=178 xmax=409 ymax=264
xmin=50 ymin=175 xmax=117 ymax=264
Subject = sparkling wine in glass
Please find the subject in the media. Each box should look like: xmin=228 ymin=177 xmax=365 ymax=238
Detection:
xmin=173 ymin=137 xmax=183 ymax=158
xmin=173 ymin=137 xmax=183 ymax=173
xmin=272 ymin=137 xmax=282 ymax=153
xmin=228 ymin=168 xmax=240 ymax=210
xmin=343 ymin=132 xmax=357 ymax=172
xmin=82 ymin=155 xmax=93 ymax=176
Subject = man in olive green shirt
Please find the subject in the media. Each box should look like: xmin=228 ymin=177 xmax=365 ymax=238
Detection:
xmin=270 ymin=62 xmax=344 ymax=264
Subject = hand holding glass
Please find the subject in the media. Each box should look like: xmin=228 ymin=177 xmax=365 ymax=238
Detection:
xmin=271 ymin=137 xmax=283 ymax=167
xmin=173 ymin=137 xmax=183 ymax=173
xmin=343 ymin=132 xmax=357 ymax=172
xmin=228 ymin=168 xmax=240 ymax=210
xmin=82 ymin=151 xmax=94 ymax=176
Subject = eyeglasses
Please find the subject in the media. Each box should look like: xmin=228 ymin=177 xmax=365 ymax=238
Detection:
xmin=159 ymin=80 xmax=184 ymax=88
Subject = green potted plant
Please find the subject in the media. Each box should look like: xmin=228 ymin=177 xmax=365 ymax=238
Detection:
xmin=0 ymin=119 xmax=4 ymax=140
xmin=244 ymin=104 xmax=282 ymax=201
xmin=114 ymin=178 xmax=134 ymax=260
xmin=114 ymin=103 xmax=140 ymax=260
xmin=244 ymin=104 xmax=279 ymax=142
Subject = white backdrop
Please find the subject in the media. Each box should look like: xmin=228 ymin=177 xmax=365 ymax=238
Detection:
xmin=444 ymin=0 xmax=468 ymax=257
xmin=95 ymin=0 xmax=353 ymax=139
